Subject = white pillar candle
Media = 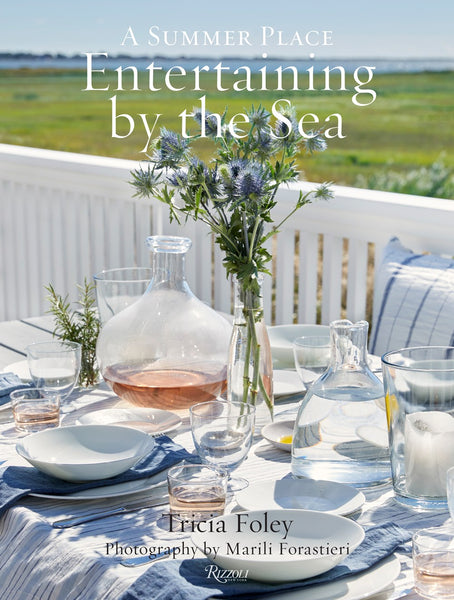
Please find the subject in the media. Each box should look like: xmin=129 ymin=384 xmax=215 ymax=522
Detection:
xmin=405 ymin=411 xmax=454 ymax=497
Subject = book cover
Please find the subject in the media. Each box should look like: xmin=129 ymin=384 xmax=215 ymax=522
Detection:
xmin=0 ymin=2 xmax=453 ymax=599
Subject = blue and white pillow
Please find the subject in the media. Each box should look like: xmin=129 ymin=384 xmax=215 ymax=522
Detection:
xmin=369 ymin=237 xmax=454 ymax=356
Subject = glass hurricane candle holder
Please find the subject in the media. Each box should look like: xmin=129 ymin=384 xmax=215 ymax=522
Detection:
xmin=382 ymin=346 xmax=454 ymax=510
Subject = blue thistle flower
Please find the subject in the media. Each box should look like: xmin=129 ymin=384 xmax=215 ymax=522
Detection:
xmin=271 ymin=103 xmax=300 ymax=150
xmin=273 ymin=116 xmax=298 ymax=141
xmin=130 ymin=165 xmax=161 ymax=198
xmin=228 ymin=159 xmax=248 ymax=178
xmin=205 ymin=167 xmax=223 ymax=198
xmin=247 ymin=105 xmax=271 ymax=130
xmin=313 ymin=181 xmax=334 ymax=200
xmin=304 ymin=132 xmax=328 ymax=153
xmin=166 ymin=169 xmax=188 ymax=187
xmin=238 ymin=165 xmax=266 ymax=199
xmin=189 ymin=156 xmax=205 ymax=170
xmin=186 ymin=158 xmax=223 ymax=198
xmin=192 ymin=108 xmax=222 ymax=137
xmin=153 ymin=128 xmax=190 ymax=168
xmin=253 ymin=130 xmax=275 ymax=159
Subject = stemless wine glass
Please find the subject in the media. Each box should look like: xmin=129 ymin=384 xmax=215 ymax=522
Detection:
xmin=93 ymin=267 xmax=153 ymax=325
xmin=293 ymin=335 xmax=330 ymax=389
xmin=190 ymin=400 xmax=256 ymax=491
xmin=26 ymin=341 xmax=81 ymax=405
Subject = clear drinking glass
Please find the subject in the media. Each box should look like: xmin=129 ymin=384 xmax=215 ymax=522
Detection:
xmin=293 ymin=335 xmax=330 ymax=389
xmin=167 ymin=464 xmax=228 ymax=521
xmin=10 ymin=387 xmax=60 ymax=433
xmin=382 ymin=346 xmax=454 ymax=510
xmin=26 ymin=341 xmax=81 ymax=404
xmin=413 ymin=526 xmax=454 ymax=599
xmin=93 ymin=267 xmax=153 ymax=325
xmin=190 ymin=400 xmax=255 ymax=491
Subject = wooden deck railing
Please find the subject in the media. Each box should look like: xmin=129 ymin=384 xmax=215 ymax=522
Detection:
xmin=1 ymin=143 xmax=453 ymax=324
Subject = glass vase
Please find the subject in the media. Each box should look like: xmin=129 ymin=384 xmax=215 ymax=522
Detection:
xmin=96 ymin=236 xmax=232 ymax=411
xmin=292 ymin=319 xmax=390 ymax=486
xmin=227 ymin=276 xmax=273 ymax=430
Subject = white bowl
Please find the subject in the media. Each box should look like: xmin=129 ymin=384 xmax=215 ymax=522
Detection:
xmin=268 ymin=324 xmax=330 ymax=368
xmin=16 ymin=424 xmax=155 ymax=482
xmin=76 ymin=407 xmax=182 ymax=436
xmin=262 ymin=419 xmax=294 ymax=451
xmin=192 ymin=509 xmax=364 ymax=583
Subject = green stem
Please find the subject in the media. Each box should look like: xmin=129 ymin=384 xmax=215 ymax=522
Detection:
xmin=250 ymin=342 xmax=260 ymax=406
xmin=248 ymin=217 xmax=261 ymax=263
xmin=242 ymin=320 xmax=252 ymax=404
xmin=271 ymin=192 xmax=312 ymax=233
xmin=242 ymin=212 xmax=250 ymax=256
xmin=244 ymin=298 xmax=273 ymax=414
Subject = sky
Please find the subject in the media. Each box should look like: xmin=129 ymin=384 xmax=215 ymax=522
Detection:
xmin=2 ymin=0 xmax=453 ymax=59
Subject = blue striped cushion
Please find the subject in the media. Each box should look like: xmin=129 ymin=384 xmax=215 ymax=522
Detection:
xmin=369 ymin=237 xmax=454 ymax=356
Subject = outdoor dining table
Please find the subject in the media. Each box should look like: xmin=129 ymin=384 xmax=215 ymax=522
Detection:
xmin=0 ymin=316 xmax=450 ymax=600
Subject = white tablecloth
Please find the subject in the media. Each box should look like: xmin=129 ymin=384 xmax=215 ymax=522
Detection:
xmin=0 ymin=384 xmax=449 ymax=600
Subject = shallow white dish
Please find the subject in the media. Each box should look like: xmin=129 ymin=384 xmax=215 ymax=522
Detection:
xmin=262 ymin=419 xmax=294 ymax=451
xmin=76 ymin=407 xmax=182 ymax=436
xmin=192 ymin=509 xmax=364 ymax=583
xmin=273 ymin=370 xmax=305 ymax=398
xmin=1 ymin=360 xmax=32 ymax=382
xmin=16 ymin=424 xmax=155 ymax=482
xmin=269 ymin=324 xmax=330 ymax=368
xmin=263 ymin=553 xmax=400 ymax=600
xmin=235 ymin=478 xmax=365 ymax=516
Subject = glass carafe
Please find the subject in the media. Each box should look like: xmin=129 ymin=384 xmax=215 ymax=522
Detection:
xmin=291 ymin=319 xmax=390 ymax=487
xmin=96 ymin=236 xmax=232 ymax=411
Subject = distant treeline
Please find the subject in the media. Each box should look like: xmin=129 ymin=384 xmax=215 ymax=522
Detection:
xmin=0 ymin=52 xmax=166 ymax=59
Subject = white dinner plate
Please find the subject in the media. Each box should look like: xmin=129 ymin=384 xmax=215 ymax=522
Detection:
xmin=235 ymin=478 xmax=365 ymax=516
xmin=273 ymin=370 xmax=305 ymax=398
xmin=1 ymin=360 xmax=32 ymax=382
xmin=261 ymin=553 xmax=400 ymax=600
xmin=30 ymin=469 xmax=170 ymax=500
xmin=76 ymin=407 xmax=182 ymax=436
xmin=262 ymin=419 xmax=294 ymax=451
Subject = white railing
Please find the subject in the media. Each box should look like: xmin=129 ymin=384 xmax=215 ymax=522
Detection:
xmin=1 ymin=142 xmax=453 ymax=324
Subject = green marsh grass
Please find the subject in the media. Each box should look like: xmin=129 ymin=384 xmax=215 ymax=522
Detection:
xmin=1 ymin=69 xmax=453 ymax=190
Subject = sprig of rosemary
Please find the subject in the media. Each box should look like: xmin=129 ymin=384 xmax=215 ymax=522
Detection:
xmin=45 ymin=280 xmax=100 ymax=387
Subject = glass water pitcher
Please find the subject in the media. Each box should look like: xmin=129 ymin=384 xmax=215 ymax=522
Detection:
xmin=292 ymin=319 xmax=390 ymax=486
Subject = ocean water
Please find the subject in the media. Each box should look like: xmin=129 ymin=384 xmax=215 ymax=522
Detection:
xmin=1 ymin=55 xmax=453 ymax=73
